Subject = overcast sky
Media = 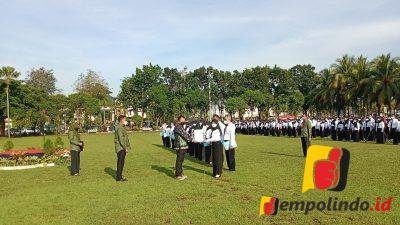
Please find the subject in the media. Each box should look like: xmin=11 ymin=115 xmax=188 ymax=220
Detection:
xmin=1 ymin=0 xmax=399 ymax=95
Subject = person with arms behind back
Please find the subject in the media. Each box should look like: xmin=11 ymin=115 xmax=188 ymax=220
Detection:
xmin=114 ymin=115 xmax=131 ymax=182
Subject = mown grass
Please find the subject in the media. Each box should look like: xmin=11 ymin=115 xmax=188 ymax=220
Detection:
xmin=0 ymin=132 xmax=398 ymax=225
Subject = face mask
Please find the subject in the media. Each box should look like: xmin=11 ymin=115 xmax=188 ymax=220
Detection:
xmin=211 ymin=123 xmax=217 ymax=128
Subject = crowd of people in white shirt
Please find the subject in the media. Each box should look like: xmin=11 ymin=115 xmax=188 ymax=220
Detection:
xmin=160 ymin=114 xmax=237 ymax=179
xmin=235 ymin=114 xmax=400 ymax=144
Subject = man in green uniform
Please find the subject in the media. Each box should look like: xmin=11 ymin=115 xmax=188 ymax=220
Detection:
xmin=114 ymin=115 xmax=131 ymax=182
xmin=300 ymin=114 xmax=312 ymax=157
xmin=68 ymin=122 xmax=83 ymax=176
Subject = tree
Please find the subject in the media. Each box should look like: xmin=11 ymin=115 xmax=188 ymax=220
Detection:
xmin=365 ymin=54 xmax=400 ymax=114
xmin=75 ymin=70 xmax=111 ymax=101
xmin=118 ymin=64 xmax=162 ymax=126
xmin=0 ymin=66 xmax=21 ymax=137
xmin=290 ymin=64 xmax=319 ymax=111
xmin=225 ymin=97 xmax=247 ymax=119
xmin=68 ymin=93 xmax=101 ymax=128
xmin=26 ymin=67 xmax=57 ymax=94
xmin=241 ymin=90 xmax=264 ymax=118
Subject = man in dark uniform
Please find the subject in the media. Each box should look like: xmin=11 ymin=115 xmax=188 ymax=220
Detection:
xmin=173 ymin=115 xmax=191 ymax=180
xmin=114 ymin=115 xmax=131 ymax=182
xmin=68 ymin=122 xmax=83 ymax=176
xmin=300 ymin=115 xmax=312 ymax=157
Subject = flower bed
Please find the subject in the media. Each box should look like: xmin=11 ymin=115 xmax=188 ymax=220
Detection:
xmin=0 ymin=148 xmax=44 ymax=158
xmin=0 ymin=148 xmax=70 ymax=168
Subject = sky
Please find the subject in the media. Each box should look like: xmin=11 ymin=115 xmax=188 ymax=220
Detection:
xmin=1 ymin=0 xmax=399 ymax=95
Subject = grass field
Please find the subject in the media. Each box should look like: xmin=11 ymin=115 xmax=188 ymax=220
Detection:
xmin=0 ymin=132 xmax=398 ymax=225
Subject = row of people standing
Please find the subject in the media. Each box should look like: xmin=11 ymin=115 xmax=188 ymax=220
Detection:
xmin=161 ymin=114 xmax=237 ymax=180
xmin=236 ymin=115 xmax=400 ymax=145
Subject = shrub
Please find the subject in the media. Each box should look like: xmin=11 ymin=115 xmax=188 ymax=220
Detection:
xmin=54 ymin=136 xmax=64 ymax=150
xmin=3 ymin=140 xmax=14 ymax=151
xmin=43 ymin=139 xmax=55 ymax=155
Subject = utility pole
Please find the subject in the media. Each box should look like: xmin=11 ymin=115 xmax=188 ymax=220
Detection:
xmin=208 ymin=71 xmax=213 ymax=121
xmin=6 ymin=85 xmax=10 ymax=138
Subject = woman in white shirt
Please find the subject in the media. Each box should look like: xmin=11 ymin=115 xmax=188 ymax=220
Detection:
xmin=223 ymin=115 xmax=237 ymax=171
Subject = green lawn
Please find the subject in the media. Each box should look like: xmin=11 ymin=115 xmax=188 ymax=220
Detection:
xmin=0 ymin=132 xmax=398 ymax=225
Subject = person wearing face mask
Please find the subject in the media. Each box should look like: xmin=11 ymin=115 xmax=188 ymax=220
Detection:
xmin=173 ymin=115 xmax=192 ymax=181
xmin=205 ymin=114 xmax=225 ymax=178
xmin=223 ymin=115 xmax=237 ymax=172
xmin=68 ymin=121 xmax=83 ymax=176
xmin=114 ymin=115 xmax=131 ymax=182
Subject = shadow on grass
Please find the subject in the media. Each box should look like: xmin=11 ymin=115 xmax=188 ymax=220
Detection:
xmin=151 ymin=165 xmax=175 ymax=178
xmin=104 ymin=167 xmax=116 ymax=179
xmin=264 ymin=151 xmax=304 ymax=158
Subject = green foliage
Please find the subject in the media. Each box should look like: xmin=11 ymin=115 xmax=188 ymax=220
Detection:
xmin=75 ymin=70 xmax=111 ymax=101
xmin=54 ymin=136 xmax=64 ymax=150
xmin=225 ymin=97 xmax=247 ymax=118
xmin=131 ymin=115 xmax=142 ymax=127
xmin=3 ymin=140 xmax=14 ymax=151
xmin=26 ymin=67 xmax=57 ymax=95
xmin=43 ymin=139 xmax=55 ymax=155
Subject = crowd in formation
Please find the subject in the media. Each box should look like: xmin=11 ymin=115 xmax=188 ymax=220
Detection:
xmin=235 ymin=114 xmax=400 ymax=144
xmin=160 ymin=114 xmax=237 ymax=180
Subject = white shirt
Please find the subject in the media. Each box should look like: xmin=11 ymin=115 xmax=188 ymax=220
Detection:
xmin=223 ymin=122 xmax=237 ymax=148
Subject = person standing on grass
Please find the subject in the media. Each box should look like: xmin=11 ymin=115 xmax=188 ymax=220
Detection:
xmin=300 ymin=114 xmax=312 ymax=157
xmin=68 ymin=122 xmax=83 ymax=176
xmin=223 ymin=115 xmax=237 ymax=172
xmin=206 ymin=114 xmax=225 ymax=178
xmin=114 ymin=115 xmax=131 ymax=182
xmin=173 ymin=115 xmax=192 ymax=181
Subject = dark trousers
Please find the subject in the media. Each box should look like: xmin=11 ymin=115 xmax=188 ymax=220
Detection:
xmin=194 ymin=143 xmax=203 ymax=161
xmin=165 ymin=138 xmax=171 ymax=148
xmin=116 ymin=150 xmax=126 ymax=180
xmin=211 ymin=142 xmax=223 ymax=176
xmin=188 ymin=142 xmax=194 ymax=156
xmin=392 ymin=130 xmax=399 ymax=145
xmin=301 ymin=137 xmax=310 ymax=157
xmin=225 ymin=148 xmax=235 ymax=171
xmin=70 ymin=150 xmax=80 ymax=175
xmin=175 ymin=148 xmax=187 ymax=177
xmin=205 ymin=146 xmax=212 ymax=163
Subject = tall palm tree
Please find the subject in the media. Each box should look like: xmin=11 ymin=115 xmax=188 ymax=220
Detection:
xmin=362 ymin=54 xmax=400 ymax=115
xmin=329 ymin=55 xmax=355 ymax=116
xmin=0 ymin=66 xmax=21 ymax=138
xmin=351 ymin=55 xmax=371 ymax=115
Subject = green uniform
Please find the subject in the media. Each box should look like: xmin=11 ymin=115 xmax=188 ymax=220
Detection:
xmin=301 ymin=120 xmax=312 ymax=138
xmin=68 ymin=129 xmax=81 ymax=151
xmin=68 ymin=126 xmax=82 ymax=175
xmin=114 ymin=123 xmax=131 ymax=152
xmin=300 ymin=119 xmax=312 ymax=157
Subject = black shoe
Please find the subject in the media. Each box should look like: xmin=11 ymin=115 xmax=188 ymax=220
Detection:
xmin=116 ymin=178 xmax=128 ymax=182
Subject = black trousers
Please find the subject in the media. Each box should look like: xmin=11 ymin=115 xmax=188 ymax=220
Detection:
xmin=175 ymin=148 xmax=187 ymax=177
xmin=205 ymin=146 xmax=212 ymax=163
xmin=116 ymin=150 xmax=126 ymax=180
xmin=301 ymin=137 xmax=310 ymax=157
xmin=70 ymin=150 xmax=80 ymax=175
xmin=225 ymin=148 xmax=235 ymax=171
xmin=393 ymin=131 xmax=399 ymax=145
xmin=162 ymin=137 xmax=166 ymax=147
xmin=211 ymin=142 xmax=223 ymax=176
xmin=188 ymin=142 xmax=195 ymax=156
xmin=165 ymin=137 xmax=171 ymax=148
xmin=194 ymin=143 xmax=203 ymax=161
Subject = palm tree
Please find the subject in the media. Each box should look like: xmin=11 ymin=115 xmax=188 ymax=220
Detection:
xmin=0 ymin=66 xmax=21 ymax=138
xmin=362 ymin=54 xmax=400 ymax=115
xmin=350 ymin=55 xmax=371 ymax=115
xmin=329 ymin=55 xmax=355 ymax=116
